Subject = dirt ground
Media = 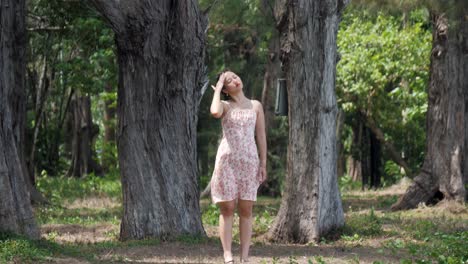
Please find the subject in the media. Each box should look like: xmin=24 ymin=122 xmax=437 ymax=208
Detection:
xmin=39 ymin=179 xmax=467 ymax=264
xmin=41 ymin=229 xmax=404 ymax=264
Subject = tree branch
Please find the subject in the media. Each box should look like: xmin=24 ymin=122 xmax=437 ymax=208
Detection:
xmin=202 ymin=0 xmax=220 ymax=16
xmin=85 ymin=0 xmax=124 ymax=33
xmin=360 ymin=111 xmax=413 ymax=177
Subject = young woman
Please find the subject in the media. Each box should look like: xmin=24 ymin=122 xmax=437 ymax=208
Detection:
xmin=209 ymin=70 xmax=268 ymax=263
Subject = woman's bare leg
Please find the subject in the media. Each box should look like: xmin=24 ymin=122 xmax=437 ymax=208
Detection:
xmin=218 ymin=200 xmax=236 ymax=262
xmin=238 ymin=199 xmax=254 ymax=262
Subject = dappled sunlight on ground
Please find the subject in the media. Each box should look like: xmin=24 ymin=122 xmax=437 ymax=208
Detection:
xmin=31 ymin=179 xmax=467 ymax=264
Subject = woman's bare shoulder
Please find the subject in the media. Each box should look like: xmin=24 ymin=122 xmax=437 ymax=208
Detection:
xmin=250 ymin=100 xmax=263 ymax=112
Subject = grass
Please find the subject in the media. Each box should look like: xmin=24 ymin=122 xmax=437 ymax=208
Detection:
xmin=1 ymin=174 xmax=467 ymax=263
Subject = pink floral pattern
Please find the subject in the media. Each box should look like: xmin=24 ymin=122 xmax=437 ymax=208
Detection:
xmin=211 ymin=106 xmax=260 ymax=203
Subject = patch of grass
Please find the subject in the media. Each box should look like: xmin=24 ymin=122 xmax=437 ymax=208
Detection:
xmin=376 ymin=195 xmax=398 ymax=208
xmin=339 ymin=174 xmax=362 ymax=192
xmin=202 ymin=203 xmax=220 ymax=226
xmin=0 ymin=232 xmax=87 ymax=263
xmin=36 ymin=173 xmax=121 ymax=204
xmin=0 ymin=232 xmax=51 ymax=263
xmin=405 ymin=231 xmax=468 ymax=263
xmin=341 ymin=207 xmax=383 ymax=238
xmin=253 ymin=209 xmax=275 ymax=235
xmin=36 ymin=205 xmax=122 ymax=225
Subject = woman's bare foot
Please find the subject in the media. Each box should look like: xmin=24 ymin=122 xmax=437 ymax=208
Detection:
xmin=224 ymin=252 xmax=234 ymax=263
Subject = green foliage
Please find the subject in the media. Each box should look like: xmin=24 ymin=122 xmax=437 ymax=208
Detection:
xmin=376 ymin=195 xmax=398 ymax=208
xmin=337 ymin=8 xmax=431 ymax=183
xmin=383 ymin=160 xmax=405 ymax=186
xmin=339 ymin=174 xmax=363 ymax=192
xmin=36 ymin=206 xmax=121 ymax=226
xmin=35 ymin=173 xmax=122 ymax=225
xmin=202 ymin=203 xmax=221 ymax=226
xmin=253 ymin=210 xmax=275 ymax=234
xmin=27 ymin=0 xmax=117 ymax=176
xmin=36 ymin=173 xmax=121 ymax=204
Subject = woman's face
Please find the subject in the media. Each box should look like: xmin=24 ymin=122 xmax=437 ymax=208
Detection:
xmin=223 ymin=71 xmax=243 ymax=93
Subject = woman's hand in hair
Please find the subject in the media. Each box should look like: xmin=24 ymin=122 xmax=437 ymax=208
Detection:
xmin=215 ymin=72 xmax=226 ymax=91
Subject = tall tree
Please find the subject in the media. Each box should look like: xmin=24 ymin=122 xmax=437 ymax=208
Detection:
xmin=87 ymin=0 xmax=207 ymax=240
xmin=0 ymin=0 xmax=40 ymax=238
xmin=65 ymin=93 xmax=103 ymax=177
xmin=267 ymin=0 xmax=347 ymax=243
xmin=392 ymin=9 xmax=467 ymax=209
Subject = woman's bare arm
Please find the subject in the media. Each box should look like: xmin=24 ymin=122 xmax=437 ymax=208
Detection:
xmin=254 ymin=100 xmax=267 ymax=168
xmin=210 ymin=73 xmax=226 ymax=118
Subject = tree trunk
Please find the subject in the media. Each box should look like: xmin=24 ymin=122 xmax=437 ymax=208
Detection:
xmin=267 ymin=0 xmax=347 ymax=243
xmin=369 ymin=130 xmax=381 ymax=188
xmin=348 ymin=118 xmax=363 ymax=182
xmin=465 ymin=64 xmax=468 ymax=200
xmin=392 ymin=12 xmax=467 ymax=210
xmin=336 ymin=109 xmax=346 ymax=178
xmin=361 ymin=125 xmax=371 ymax=189
xmin=0 ymin=0 xmax=40 ymax=238
xmin=24 ymin=55 xmax=50 ymax=204
xmin=66 ymin=93 xmax=103 ymax=177
xmin=102 ymin=83 xmax=116 ymax=172
xmin=261 ymin=15 xmax=281 ymax=134
xmin=89 ymin=0 xmax=207 ymax=240
xmin=362 ymin=112 xmax=413 ymax=177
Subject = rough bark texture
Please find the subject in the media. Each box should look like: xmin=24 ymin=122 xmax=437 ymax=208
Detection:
xmin=0 ymin=0 xmax=40 ymax=238
xmin=66 ymin=94 xmax=103 ymax=177
xmin=89 ymin=0 xmax=207 ymax=240
xmin=267 ymin=0 xmax=347 ymax=243
xmin=392 ymin=13 xmax=467 ymax=210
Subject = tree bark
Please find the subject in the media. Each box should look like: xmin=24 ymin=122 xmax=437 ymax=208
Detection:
xmin=392 ymin=12 xmax=467 ymax=210
xmin=267 ymin=0 xmax=347 ymax=243
xmin=0 ymin=0 xmax=40 ymax=238
xmin=89 ymin=0 xmax=207 ymax=240
xmin=66 ymin=93 xmax=103 ymax=177
xmin=336 ymin=109 xmax=346 ymax=178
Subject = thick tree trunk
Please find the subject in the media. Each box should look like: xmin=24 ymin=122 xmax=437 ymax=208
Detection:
xmin=267 ymin=0 xmax=347 ymax=243
xmin=66 ymin=94 xmax=103 ymax=177
xmin=392 ymin=13 xmax=467 ymax=210
xmin=89 ymin=0 xmax=207 ymax=240
xmin=0 ymin=0 xmax=40 ymax=238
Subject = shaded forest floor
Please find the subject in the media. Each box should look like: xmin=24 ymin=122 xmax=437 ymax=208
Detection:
xmin=1 ymin=175 xmax=467 ymax=263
